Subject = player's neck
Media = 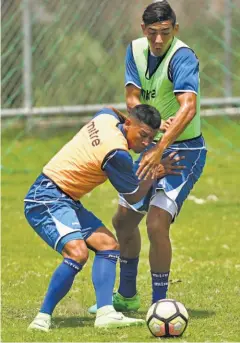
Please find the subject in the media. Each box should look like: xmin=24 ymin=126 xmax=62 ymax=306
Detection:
xmin=150 ymin=51 xmax=159 ymax=58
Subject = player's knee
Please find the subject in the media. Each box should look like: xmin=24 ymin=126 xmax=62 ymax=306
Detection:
xmin=63 ymin=240 xmax=89 ymax=264
xmin=67 ymin=248 xmax=89 ymax=264
xmin=147 ymin=220 xmax=170 ymax=242
xmin=110 ymin=241 xmax=120 ymax=251
xmin=113 ymin=213 xmax=136 ymax=235
xmin=112 ymin=213 xmax=124 ymax=232
xmin=99 ymin=236 xmax=119 ymax=251
xmin=117 ymin=226 xmax=139 ymax=245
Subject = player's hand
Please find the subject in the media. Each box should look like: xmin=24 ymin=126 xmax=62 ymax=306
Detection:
xmin=154 ymin=152 xmax=186 ymax=179
xmin=160 ymin=117 xmax=175 ymax=132
xmin=136 ymin=144 xmax=163 ymax=180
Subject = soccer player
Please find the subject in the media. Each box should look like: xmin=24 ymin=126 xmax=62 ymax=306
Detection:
xmin=88 ymin=0 xmax=207 ymax=314
xmin=24 ymin=105 xmax=184 ymax=331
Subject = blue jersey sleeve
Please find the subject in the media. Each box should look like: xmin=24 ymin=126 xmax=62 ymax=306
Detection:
xmin=103 ymin=150 xmax=139 ymax=194
xmin=93 ymin=107 xmax=119 ymax=120
xmin=125 ymin=43 xmax=142 ymax=89
xmin=169 ymin=48 xmax=199 ymax=94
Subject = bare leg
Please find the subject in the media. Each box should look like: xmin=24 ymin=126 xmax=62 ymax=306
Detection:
xmin=147 ymin=206 xmax=172 ymax=271
xmin=113 ymin=205 xmax=144 ymax=258
xmin=113 ymin=205 xmax=144 ymax=298
xmin=146 ymin=206 xmax=172 ymax=302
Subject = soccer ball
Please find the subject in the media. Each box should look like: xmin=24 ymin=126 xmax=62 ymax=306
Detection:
xmin=146 ymin=299 xmax=189 ymax=337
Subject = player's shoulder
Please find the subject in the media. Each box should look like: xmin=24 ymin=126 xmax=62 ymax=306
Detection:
xmin=173 ymin=46 xmax=199 ymax=64
xmin=112 ymin=149 xmax=132 ymax=163
xmin=100 ymin=120 xmax=128 ymax=149
xmin=93 ymin=107 xmax=119 ymax=120
xmin=169 ymin=46 xmax=199 ymax=77
xmin=91 ymin=109 xmax=126 ymax=144
xmin=168 ymin=45 xmax=199 ymax=83
xmin=102 ymin=148 xmax=132 ymax=170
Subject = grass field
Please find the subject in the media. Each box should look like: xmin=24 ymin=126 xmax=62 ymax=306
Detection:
xmin=1 ymin=116 xmax=240 ymax=342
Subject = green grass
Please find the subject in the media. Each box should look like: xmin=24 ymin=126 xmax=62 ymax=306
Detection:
xmin=1 ymin=117 xmax=240 ymax=342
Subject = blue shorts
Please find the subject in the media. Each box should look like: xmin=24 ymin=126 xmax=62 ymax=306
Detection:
xmin=24 ymin=174 xmax=103 ymax=254
xmin=123 ymin=135 xmax=207 ymax=216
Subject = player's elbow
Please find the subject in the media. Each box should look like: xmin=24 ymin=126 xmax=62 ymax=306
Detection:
xmin=125 ymin=94 xmax=141 ymax=112
xmin=126 ymin=100 xmax=136 ymax=113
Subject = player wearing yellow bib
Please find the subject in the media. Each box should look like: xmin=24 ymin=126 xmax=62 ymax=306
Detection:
xmin=88 ymin=0 xmax=207 ymax=314
xmin=24 ymin=105 xmax=184 ymax=331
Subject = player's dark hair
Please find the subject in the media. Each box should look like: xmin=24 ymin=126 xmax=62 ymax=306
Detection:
xmin=130 ymin=104 xmax=161 ymax=129
xmin=142 ymin=1 xmax=176 ymax=26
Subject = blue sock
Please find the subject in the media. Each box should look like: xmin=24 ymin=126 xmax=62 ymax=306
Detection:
xmin=151 ymin=271 xmax=170 ymax=304
xmin=118 ymin=256 xmax=139 ymax=298
xmin=40 ymin=258 xmax=82 ymax=315
xmin=92 ymin=250 xmax=119 ymax=309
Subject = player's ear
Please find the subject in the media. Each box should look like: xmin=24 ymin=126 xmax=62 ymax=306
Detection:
xmin=125 ymin=118 xmax=131 ymax=127
xmin=174 ymin=23 xmax=179 ymax=35
xmin=141 ymin=23 xmax=147 ymax=36
xmin=124 ymin=118 xmax=131 ymax=133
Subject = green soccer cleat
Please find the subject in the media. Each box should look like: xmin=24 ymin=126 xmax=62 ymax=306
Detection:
xmin=88 ymin=292 xmax=116 ymax=314
xmin=113 ymin=292 xmax=141 ymax=312
xmin=88 ymin=292 xmax=141 ymax=315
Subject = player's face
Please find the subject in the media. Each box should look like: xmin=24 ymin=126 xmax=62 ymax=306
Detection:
xmin=142 ymin=20 xmax=178 ymax=57
xmin=125 ymin=118 xmax=158 ymax=153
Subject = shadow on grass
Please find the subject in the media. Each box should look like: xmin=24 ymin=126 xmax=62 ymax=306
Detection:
xmin=53 ymin=316 xmax=95 ymax=328
xmin=187 ymin=308 xmax=215 ymax=318
xmin=51 ymin=308 xmax=215 ymax=329
xmin=127 ymin=308 xmax=215 ymax=319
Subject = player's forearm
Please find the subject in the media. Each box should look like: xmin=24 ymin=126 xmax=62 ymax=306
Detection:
xmin=126 ymin=97 xmax=141 ymax=113
xmin=125 ymin=85 xmax=141 ymax=113
xmin=123 ymin=178 xmax=153 ymax=204
xmin=157 ymin=106 xmax=196 ymax=153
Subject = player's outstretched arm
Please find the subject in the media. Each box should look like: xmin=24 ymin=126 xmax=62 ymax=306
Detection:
xmin=124 ymin=152 xmax=185 ymax=204
xmin=136 ymin=92 xmax=197 ymax=180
